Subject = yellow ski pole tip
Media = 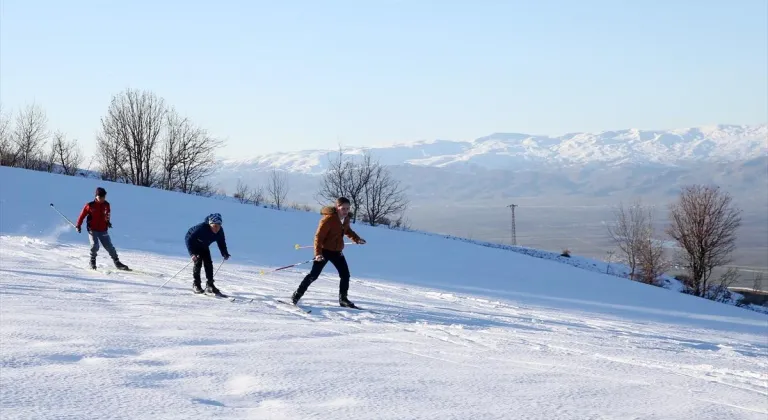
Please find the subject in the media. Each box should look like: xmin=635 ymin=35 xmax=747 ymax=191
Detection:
xmin=259 ymin=270 xmax=265 ymax=275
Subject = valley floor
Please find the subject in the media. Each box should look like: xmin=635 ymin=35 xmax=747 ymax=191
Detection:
xmin=1 ymin=235 xmax=766 ymax=419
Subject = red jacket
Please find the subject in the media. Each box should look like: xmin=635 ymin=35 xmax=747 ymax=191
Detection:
xmin=76 ymin=200 xmax=112 ymax=232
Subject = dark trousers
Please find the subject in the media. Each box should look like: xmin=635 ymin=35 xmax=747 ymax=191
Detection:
xmin=296 ymin=249 xmax=351 ymax=297
xmin=191 ymin=247 xmax=214 ymax=285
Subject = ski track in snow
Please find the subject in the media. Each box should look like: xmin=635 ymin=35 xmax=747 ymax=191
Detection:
xmin=1 ymin=236 xmax=767 ymax=419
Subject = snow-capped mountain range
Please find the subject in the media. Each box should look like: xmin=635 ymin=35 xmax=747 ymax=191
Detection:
xmin=221 ymin=124 xmax=767 ymax=175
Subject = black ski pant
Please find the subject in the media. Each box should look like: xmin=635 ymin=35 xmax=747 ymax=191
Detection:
xmin=295 ymin=249 xmax=351 ymax=298
xmin=191 ymin=246 xmax=214 ymax=285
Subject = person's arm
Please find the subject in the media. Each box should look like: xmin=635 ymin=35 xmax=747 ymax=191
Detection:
xmin=344 ymin=219 xmax=364 ymax=244
xmin=75 ymin=203 xmax=89 ymax=232
xmin=216 ymin=228 xmax=230 ymax=259
xmin=106 ymin=202 xmax=112 ymax=228
xmin=313 ymin=217 xmax=332 ymax=257
xmin=185 ymin=224 xmax=203 ymax=256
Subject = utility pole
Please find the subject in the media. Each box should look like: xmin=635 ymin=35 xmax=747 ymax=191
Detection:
xmin=507 ymin=204 xmax=518 ymax=246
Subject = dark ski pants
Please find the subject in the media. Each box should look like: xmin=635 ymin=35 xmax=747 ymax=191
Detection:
xmin=88 ymin=230 xmax=119 ymax=262
xmin=296 ymin=249 xmax=351 ymax=297
xmin=191 ymin=246 xmax=214 ymax=285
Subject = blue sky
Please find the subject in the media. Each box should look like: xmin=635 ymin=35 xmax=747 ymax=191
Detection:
xmin=1 ymin=0 xmax=766 ymax=159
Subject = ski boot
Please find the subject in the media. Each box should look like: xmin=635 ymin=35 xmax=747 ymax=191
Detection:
xmin=205 ymin=281 xmax=225 ymax=297
xmin=89 ymin=258 xmax=96 ymax=270
xmin=291 ymin=289 xmax=303 ymax=305
xmin=114 ymin=260 xmax=130 ymax=271
xmin=339 ymin=292 xmax=357 ymax=309
xmin=192 ymin=280 xmax=204 ymax=294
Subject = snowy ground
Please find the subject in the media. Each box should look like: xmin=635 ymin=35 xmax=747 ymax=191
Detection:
xmin=2 ymin=238 xmax=767 ymax=419
xmin=1 ymin=166 xmax=767 ymax=419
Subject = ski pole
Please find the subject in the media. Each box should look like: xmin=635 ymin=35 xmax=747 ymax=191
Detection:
xmin=295 ymin=242 xmax=355 ymax=250
xmin=259 ymin=259 xmax=313 ymax=275
xmin=49 ymin=203 xmax=77 ymax=229
xmin=213 ymin=258 xmax=226 ymax=278
xmin=154 ymin=260 xmax=193 ymax=292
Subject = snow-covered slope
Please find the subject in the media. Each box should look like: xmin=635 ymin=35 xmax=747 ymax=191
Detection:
xmin=1 ymin=166 xmax=767 ymax=419
xmin=220 ymin=124 xmax=767 ymax=174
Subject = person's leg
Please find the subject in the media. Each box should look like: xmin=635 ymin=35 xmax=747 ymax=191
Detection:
xmin=292 ymin=257 xmax=329 ymax=303
xmin=201 ymin=247 xmax=217 ymax=293
xmin=96 ymin=231 xmax=127 ymax=269
xmin=191 ymin=248 xmax=204 ymax=293
xmin=88 ymin=231 xmax=99 ymax=269
xmin=328 ymin=252 xmax=353 ymax=306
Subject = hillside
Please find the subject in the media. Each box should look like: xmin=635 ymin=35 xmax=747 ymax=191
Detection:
xmin=1 ymin=166 xmax=767 ymax=419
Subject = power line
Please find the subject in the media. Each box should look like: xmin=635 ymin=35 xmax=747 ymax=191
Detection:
xmin=507 ymin=204 xmax=518 ymax=246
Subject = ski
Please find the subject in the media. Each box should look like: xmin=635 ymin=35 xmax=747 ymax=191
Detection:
xmin=228 ymin=295 xmax=255 ymax=304
xmin=276 ymin=299 xmax=312 ymax=314
xmin=342 ymin=304 xmax=380 ymax=313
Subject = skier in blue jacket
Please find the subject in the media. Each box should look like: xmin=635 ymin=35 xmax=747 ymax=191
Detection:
xmin=185 ymin=213 xmax=230 ymax=295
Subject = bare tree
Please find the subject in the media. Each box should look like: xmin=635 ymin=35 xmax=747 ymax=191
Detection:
xmin=0 ymin=104 xmax=15 ymax=167
xmin=705 ymin=267 xmax=739 ymax=302
xmin=316 ymin=147 xmax=372 ymax=223
xmin=606 ymin=200 xmax=649 ymax=279
xmin=636 ymin=235 xmax=670 ymax=286
xmin=234 ymin=179 xmax=251 ymax=203
xmin=50 ymin=131 xmax=83 ymax=176
xmin=346 ymin=151 xmax=374 ymax=223
xmin=234 ymin=179 xmax=266 ymax=206
xmin=267 ymin=169 xmax=289 ymax=209
xmin=96 ymin=128 xmax=126 ymax=182
xmin=752 ymin=272 xmax=764 ymax=292
xmin=98 ymin=89 xmax=166 ymax=186
xmin=360 ymin=157 xmax=409 ymax=226
xmin=13 ymin=103 xmax=49 ymax=170
xmin=250 ymin=185 xmax=265 ymax=206
xmin=174 ymin=128 xmax=222 ymax=194
xmin=159 ymin=109 xmax=186 ymax=190
xmin=316 ymin=146 xmax=350 ymax=206
xmin=666 ymin=185 xmax=742 ymax=298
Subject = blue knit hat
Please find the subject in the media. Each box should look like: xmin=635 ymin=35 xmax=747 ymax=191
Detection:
xmin=207 ymin=213 xmax=222 ymax=225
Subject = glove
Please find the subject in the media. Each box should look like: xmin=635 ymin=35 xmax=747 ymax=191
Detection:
xmin=314 ymin=255 xmax=325 ymax=262
xmin=76 ymin=226 xmax=81 ymax=233
xmin=108 ymin=222 xmax=113 ymax=228
xmin=223 ymin=254 xmax=230 ymax=260
xmin=191 ymin=255 xmax=199 ymax=262
xmin=357 ymin=238 xmax=366 ymax=244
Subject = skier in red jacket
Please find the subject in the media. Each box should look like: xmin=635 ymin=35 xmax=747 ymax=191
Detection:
xmin=75 ymin=187 xmax=130 ymax=271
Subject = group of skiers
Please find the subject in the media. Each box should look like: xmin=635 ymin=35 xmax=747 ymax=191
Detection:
xmin=74 ymin=188 xmax=366 ymax=307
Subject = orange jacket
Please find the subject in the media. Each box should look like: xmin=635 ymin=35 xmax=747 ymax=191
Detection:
xmin=314 ymin=206 xmax=362 ymax=256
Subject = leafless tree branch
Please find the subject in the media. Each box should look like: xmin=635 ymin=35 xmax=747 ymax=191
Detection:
xmin=12 ymin=103 xmax=49 ymax=170
xmin=267 ymin=169 xmax=289 ymax=209
xmin=665 ymin=184 xmax=742 ymax=298
xmin=0 ymin=104 xmax=16 ymax=167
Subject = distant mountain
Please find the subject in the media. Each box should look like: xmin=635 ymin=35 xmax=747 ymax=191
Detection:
xmin=210 ymin=124 xmax=768 ymax=211
xmin=219 ymin=124 xmax=767 ymax=175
